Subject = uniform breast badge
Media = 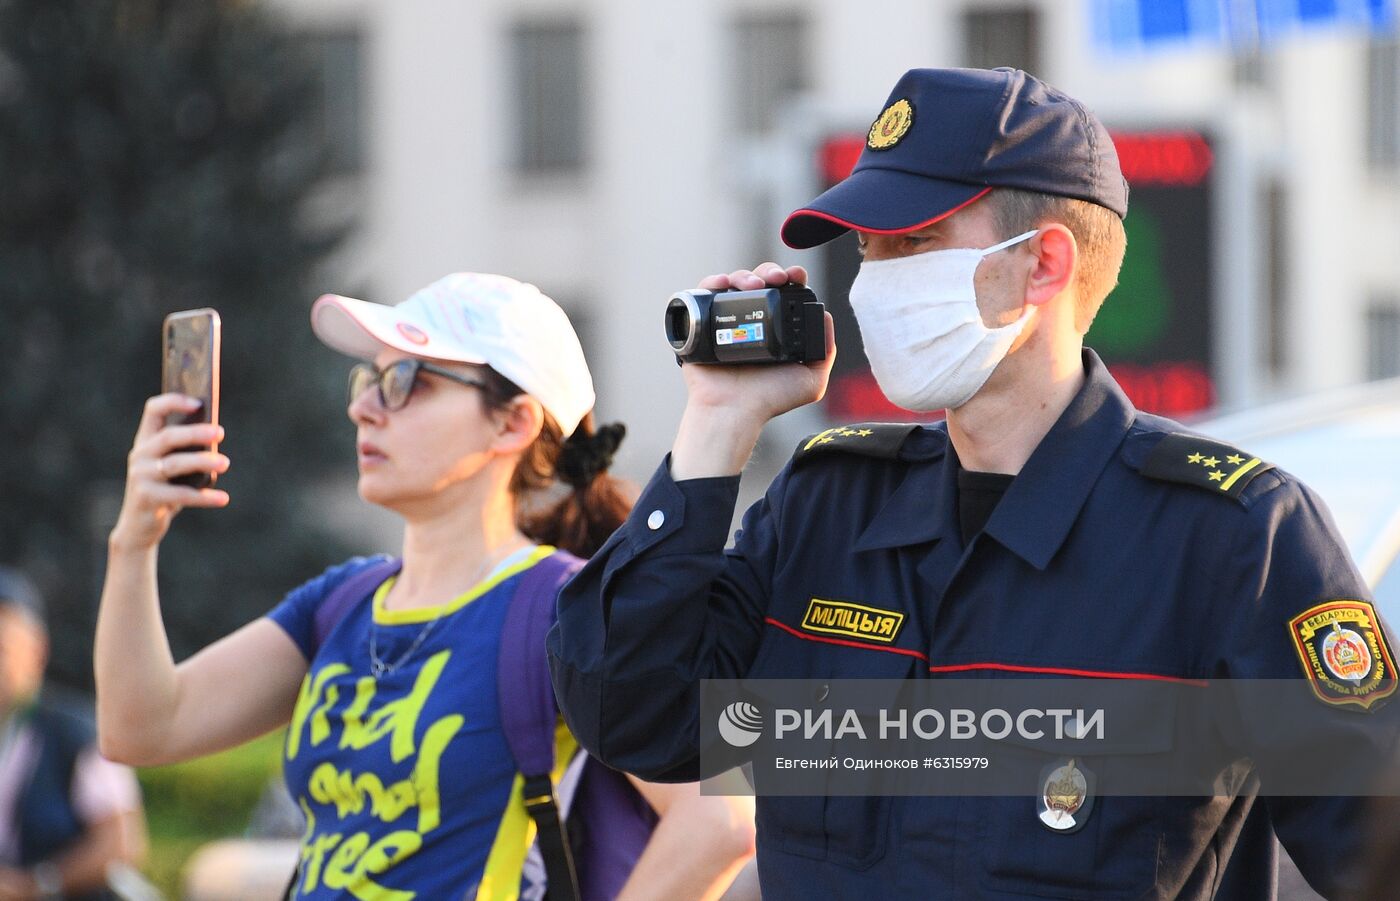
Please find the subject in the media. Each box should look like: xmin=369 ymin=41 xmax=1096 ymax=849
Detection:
xmin=1038 ymin=758 xmax=1094 ymax=833
xmin=1288 ymin=599 xmax=1396 ymax=710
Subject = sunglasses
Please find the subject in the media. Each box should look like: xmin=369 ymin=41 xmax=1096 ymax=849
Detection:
xmin=348 ymin=359 xmax=488 ymax=411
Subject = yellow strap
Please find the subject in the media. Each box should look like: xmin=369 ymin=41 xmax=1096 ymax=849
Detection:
xmin=1219 ymin=458 xmax=1262 ymax=492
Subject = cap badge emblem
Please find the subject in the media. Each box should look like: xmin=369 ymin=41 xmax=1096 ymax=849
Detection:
xmin=867 ymin=98 xmax=914 ymax=150
xmin=396 ymin=322 xmax=430 ymax=346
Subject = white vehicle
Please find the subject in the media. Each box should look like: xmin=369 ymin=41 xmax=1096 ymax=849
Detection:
xmin=1200 ymin=377 xmax=1400 ymax=619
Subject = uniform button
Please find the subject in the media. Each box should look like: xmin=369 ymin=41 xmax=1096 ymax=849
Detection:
xmin=647 ymin=510 xmax=665 ymax=530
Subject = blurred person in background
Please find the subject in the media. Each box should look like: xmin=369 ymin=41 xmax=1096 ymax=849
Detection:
xmin=92 ymin=273 xmax=755 ymax=900
xmin=0 ymin=567 xmax=145 ymax=901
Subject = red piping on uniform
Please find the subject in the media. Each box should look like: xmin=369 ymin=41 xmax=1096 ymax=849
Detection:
xmin=926 ymin=662 xmax=1209 ymax=687
xmin=764 ymin=617 xmax=930 ymax=661
xmin=765 ymin=617 xmax=1209 ymax=685
xmin=781 ymin=187 xmax=993 ymax=242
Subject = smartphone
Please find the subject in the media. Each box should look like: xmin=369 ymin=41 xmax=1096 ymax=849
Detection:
xmin=161 ymin=308 xmax=221 ymax=489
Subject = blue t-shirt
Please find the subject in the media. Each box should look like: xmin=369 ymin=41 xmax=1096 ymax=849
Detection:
xmin=268 ymin=546 xmax=577 ymax=901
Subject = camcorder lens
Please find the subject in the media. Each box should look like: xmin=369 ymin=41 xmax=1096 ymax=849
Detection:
xmin=666 ymin=303 xmax=692 ymax=349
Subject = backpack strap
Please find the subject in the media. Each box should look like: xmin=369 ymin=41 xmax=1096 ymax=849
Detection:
xmin=498 ymin=550 xmax=586 ymax=901
xmin=311 ymin=557 xmax=402 ymax=656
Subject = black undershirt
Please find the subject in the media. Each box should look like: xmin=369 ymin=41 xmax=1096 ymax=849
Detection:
xmin=957 ymin=466 xmax=1016 ymax=545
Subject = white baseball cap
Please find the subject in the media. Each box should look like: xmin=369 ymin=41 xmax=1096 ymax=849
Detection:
xmin=311 ymin=272 xmax=596 ymax=437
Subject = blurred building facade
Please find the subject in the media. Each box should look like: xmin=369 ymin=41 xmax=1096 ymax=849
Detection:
xmin=267 ymin=0 xmax=1400 ymax=485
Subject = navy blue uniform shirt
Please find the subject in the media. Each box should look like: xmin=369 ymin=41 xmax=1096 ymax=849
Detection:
xmin=549 ymin=350 xmax=1400 ymax=900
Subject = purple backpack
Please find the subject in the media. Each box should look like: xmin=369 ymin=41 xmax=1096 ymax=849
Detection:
xmin=310 ymin=552 xmax=657 ymax=901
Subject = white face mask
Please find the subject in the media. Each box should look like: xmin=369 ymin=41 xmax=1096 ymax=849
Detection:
xmin=847 ymin=229 xmax=1039 ymax=412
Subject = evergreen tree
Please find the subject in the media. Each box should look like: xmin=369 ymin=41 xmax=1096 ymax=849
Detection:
xmin=0 ymin=0 xmax=354 ymax=686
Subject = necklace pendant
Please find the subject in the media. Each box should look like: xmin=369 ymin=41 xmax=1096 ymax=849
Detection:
xmin=370 ymin=660 xmax=389 ymax=678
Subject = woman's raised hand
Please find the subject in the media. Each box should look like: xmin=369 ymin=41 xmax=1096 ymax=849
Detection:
xmin=109 ymin=393 xmax=230 ymax=551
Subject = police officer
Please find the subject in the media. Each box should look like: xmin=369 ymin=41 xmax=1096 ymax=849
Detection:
xmin=548 ymin=67 xmax=1400 ymax=899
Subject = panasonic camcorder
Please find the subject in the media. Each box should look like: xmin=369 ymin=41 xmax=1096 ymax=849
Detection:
xmin=664 ymin=284 xmax=826 ymax=365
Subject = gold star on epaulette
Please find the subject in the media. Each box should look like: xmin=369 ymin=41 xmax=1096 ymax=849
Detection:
xmin=803 ymin=426 xmax=869 ymax=451
xmin=794 ymin=423 xmax=924 ymax=465
xmin=1141 ymin=434 xmax=1276 ymax=502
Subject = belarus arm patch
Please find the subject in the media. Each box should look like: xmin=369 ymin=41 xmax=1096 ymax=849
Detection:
xmin=1139 ymin=433 xmax=1275 ymax=502
xmin=1288 ymin=600 xmax=1397 ymax=711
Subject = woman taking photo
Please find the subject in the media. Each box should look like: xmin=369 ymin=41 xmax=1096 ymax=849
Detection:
xmin=94 ymin=273 xmax=755 ymax=900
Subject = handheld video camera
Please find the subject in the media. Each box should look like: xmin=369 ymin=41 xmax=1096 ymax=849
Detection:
xmin=664 ymin=284 xmax=826 ymax=365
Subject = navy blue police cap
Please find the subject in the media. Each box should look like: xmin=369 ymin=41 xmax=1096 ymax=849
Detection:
xmin=0 ymin=566 xmax=44 ymax=623
xmin=781 ymin=67 xmax=1129 ymax=250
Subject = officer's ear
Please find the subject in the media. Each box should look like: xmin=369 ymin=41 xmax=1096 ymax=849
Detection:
xmin=1024 ymin=224 xmax=1076 ymax=309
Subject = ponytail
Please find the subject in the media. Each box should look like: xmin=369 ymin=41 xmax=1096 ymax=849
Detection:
xmin=519 ymin=414 xmax=631 ymax=558
xmin=477 ymin=369 xmax=633 ymax=559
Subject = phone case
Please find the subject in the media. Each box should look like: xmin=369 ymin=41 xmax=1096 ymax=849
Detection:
xmin=161 ymin=308 xmax=221 ymax=488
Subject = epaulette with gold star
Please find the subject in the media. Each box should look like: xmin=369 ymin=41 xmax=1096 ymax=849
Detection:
xmin=1138 ymin=433 xmax=1275 ymax=502
xmin=793 ymin=423 xmax=920 ymax=465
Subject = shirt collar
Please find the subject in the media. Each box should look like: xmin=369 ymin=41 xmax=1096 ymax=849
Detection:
xmin=852 ymin=348 xmax=1136 ymax=570
xmin=982 ymin=348 xmax=1136 ymax=569
xmin=853 ymin=429 xmax=957 ymax=553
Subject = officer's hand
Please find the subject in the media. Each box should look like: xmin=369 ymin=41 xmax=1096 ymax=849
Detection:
xmin=669 ymin=263 xmax=836 ymax=480
xmin=682 ymin=262 xmax=837 ymax=421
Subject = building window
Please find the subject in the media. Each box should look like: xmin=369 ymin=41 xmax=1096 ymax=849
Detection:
xmin=1367 ymin=35 xmax=1400 ymax=169
xmin=308 ymin=31 xmax=365 ymax=173
xmin=962 ymin=6 xmax=1042 ymax=75
xmin=1368 ymin=301 xmax=1400 ymax=380
xmin=511 ymin=20 xmax=586 ymax=174
xmin=730 ymin=13 xmax=809 ymax=134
